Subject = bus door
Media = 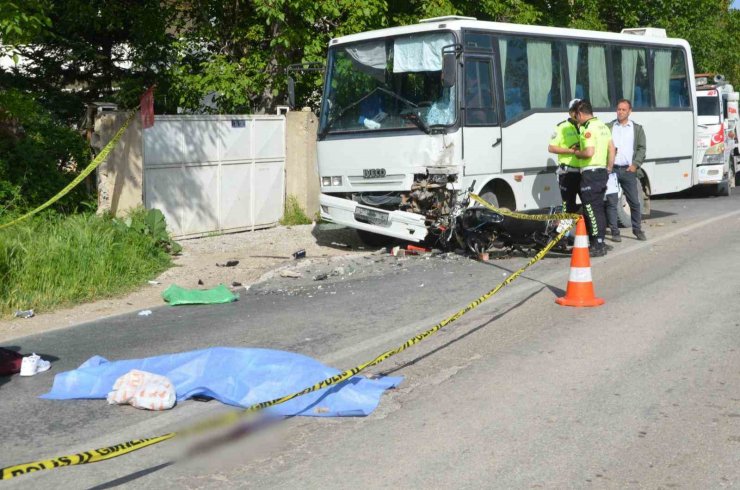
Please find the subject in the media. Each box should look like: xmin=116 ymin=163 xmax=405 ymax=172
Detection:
xmin=462 ymin=55 xmax=502 ymax=176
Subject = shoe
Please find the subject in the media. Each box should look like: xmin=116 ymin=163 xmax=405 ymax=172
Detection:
xmin=610 ymin=233 xmax=622 ymax=242
xmin=589 ymin=245 xmax=607 ymax=257
xmin=634 ymin=230 xmax=647 ymax=241
xmin=604 ymin=243 xmax=614 ymax=251
xmin=19 ymin=353 xmax=50 ymax=376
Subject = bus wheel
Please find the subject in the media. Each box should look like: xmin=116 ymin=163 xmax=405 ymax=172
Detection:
xmin=618 ymin=182 xmax=646 ymax=228
xmin=476 ymin=190 xmax=499 ymax=209
xmin=717 ymin=180 xmax=731 ymax=197
xmin=640 ymin=179 xmax=651 ymax=217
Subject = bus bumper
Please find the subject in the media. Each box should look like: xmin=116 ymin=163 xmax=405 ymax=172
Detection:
xmin=696 ymin=164 xmax=726 ymax=184
xmin=319 ymin=194 xmax=428 ymax=242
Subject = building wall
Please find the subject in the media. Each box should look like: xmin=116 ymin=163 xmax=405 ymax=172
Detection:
xmin=285 ymin=109 xmax=320 ymax=217
xmin=93 ymin=111 xmax=143 ymax=216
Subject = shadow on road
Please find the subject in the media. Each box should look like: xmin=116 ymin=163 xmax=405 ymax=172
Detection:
xmin=377 ymin=287 xmax=545 ymax=377
xmin=477 ymin=259 xmax=566 ymax=298
xmin=86 ymin=462 xmax=174 ymax=489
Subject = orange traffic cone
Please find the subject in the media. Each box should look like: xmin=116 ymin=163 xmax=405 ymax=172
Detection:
xmin=556 ymin=217 xmax=604 ymax=307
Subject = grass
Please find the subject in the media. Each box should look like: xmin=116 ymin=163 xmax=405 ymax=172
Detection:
xmin=279 ymin=195 xmax=313 ymax=226
xmin=0 ymin=212 xmax=173 ymax=316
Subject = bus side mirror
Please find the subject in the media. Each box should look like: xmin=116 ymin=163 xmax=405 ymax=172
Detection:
xmin=287 ymin=76 xmax=296 ymax=109
xmin=442 ymin=52 xmax=456 ymax=88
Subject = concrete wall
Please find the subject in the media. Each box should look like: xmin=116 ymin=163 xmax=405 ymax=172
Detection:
xmin=285 ymin=108 xmax=320 ymax=217
xmin=93 ymin=111 xmax=143 ymax=216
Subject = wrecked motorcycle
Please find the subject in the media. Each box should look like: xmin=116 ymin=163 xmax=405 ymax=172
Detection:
xmin=438 ymin=183 xmax=571 ymax=256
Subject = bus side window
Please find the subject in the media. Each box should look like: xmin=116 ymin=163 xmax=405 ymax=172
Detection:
xmin=464 ymin=58 xmax=498 ymax=125
xmin=499 ymin=36 xmax=566 ymax=122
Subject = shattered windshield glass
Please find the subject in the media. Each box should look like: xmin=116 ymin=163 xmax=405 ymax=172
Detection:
xmin=319 ymin=32 xmax=456 ymax=136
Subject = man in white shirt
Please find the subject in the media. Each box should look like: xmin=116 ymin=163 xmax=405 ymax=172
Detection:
xmin=607 ymin=99 xmax=647 ymax=241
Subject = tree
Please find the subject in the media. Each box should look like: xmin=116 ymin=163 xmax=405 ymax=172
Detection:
xmin=0 ymin=0 xmax=51 ymax=61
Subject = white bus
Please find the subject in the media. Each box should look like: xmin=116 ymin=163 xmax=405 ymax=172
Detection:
xmin=316 ymin=16 xmax=696 ymax=244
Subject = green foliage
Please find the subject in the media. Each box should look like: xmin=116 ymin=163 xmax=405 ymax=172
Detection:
xmin=5 ymin=0 xmax=740 ymax=118
xmin=115 ymin=208 xmax=182 ymax=255
xmin=0 ymin=0 xmax=51 ymax=60
xmin=0 ymin=89 xmax=91 ymax=213
xmin=280 ymin=195 xmax=313 ymax=226
xmin=0 ymin=212 xmax=172 ymax=316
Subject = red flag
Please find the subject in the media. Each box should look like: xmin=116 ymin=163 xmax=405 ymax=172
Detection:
xmin=140 ymin=85 xmax=155 ymax=128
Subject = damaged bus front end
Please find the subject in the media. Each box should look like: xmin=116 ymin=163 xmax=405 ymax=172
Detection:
xmin=317 ymin=27 xmax=463 ymax=246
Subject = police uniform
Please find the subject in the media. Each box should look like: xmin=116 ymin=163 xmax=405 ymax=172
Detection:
xmin=549 ymin=118 xmax=582 ymax=215
xmin=577 ymin=117 xmax=611 ymax=247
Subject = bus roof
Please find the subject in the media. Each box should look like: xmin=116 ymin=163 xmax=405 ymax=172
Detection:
xmin=329 ymin=19 xmax=690 ymax=50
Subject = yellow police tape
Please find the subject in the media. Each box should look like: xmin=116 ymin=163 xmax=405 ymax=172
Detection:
xmin=0 ymin=111 xmax=136 ymax=231
xmin=0 ymin=199 xmax=581 ymax=480
xmin=469 ymin=193 xmax=581 ymax=222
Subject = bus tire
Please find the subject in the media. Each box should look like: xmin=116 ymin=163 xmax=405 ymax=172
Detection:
xmin=717 ymin=180 xmax=731 ymax=197
xmin=640 ymin=178 xmax=651 ymax=217
xmin=477 ymin=190 xmax=499 ymax=209
xmin=617 ymin=184 xmax=643 ymax=228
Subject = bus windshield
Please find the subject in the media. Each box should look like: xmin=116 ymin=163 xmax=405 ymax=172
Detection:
xmin=320 ymin=32 xmax=456 ymax=136
xmin=697 ymin=95 xmax=720 ymax=117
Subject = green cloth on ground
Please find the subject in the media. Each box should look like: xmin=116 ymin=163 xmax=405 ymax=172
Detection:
xmin=162 ymin=284 xmax=238 ymax=305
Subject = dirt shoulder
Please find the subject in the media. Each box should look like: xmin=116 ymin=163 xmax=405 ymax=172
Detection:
xmin=0 ymin=223 xmax=372 ymax=343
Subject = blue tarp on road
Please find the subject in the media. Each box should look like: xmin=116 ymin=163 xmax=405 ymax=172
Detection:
xmin=41 ymin=347 xmax=402 ymax=417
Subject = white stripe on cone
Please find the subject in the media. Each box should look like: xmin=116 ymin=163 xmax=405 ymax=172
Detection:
xmin=573 ymin=235 xmax=589 ymax=249
xmin=568 ymin=267 xmax=593 ymax=283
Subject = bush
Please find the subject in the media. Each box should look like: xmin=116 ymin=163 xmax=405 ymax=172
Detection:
xmin=0 ymin=211 xmax=173 ymax=315
xmin=279 ymin=195 xmax=312 ymax=226
xmin=0 ymin=89 xmax=91 ymax=214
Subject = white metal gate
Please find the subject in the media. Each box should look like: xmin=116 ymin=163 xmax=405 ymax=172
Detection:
xmin=143 ymin=115 xmax=285 ymax=238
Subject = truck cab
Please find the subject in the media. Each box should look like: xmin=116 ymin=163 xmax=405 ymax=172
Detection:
xmin=694 ymin=74 xmax=739 ymax=196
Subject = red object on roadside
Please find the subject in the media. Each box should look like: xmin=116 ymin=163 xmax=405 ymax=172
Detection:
xmin=140 ymin=85 xmax=156 ymax=129
xmin=0 ymin=348 xmax=23 ymax=376
xmin=403 ymin=244 xmax=431 ymax=256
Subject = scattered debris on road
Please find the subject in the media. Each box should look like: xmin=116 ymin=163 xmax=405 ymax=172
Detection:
xmin=138 ymin=310 xmax=153 ymax=317
xmin=147 ymin=280 xmax=161 ymax=285
xmin=0 ymin=348 xmax=23 ymax=375
xmin=13 ymin=309 xmax=35 ymax=319
xmin=292 ymin=249 xmax=307 ymax=259
xmin=216 ymin=260 xmax=240 ymax=267
xmin=280 ymin=270 xmax=303 ymax=279
xmin=20 ymin=352 xmax=51 ymax=376
xmin=107 ymin=370 xmax=176 ymax=411
xmin=162 ymin=284 xmax=238 ymax=305
xmin=313 ymin=273 xmax=329 ymax=281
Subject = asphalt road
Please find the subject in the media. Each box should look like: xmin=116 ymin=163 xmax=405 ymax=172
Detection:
xmin=2 ymin=188 xmax=740 ymax=488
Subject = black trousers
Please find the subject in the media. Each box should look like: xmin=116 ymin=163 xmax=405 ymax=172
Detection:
xmin=559 ymin=168 xmax=608 ymax=243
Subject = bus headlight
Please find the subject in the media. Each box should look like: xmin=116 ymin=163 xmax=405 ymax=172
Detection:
xmin=702 ymin=153 xmax=724 ymax=165
xmin=322 ymin=176 xmax=343 ymax=187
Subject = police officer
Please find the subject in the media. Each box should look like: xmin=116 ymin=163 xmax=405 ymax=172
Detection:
xmin=548 ymin=98 xmax=582 ymax=216
xmin=572 ymin=100 xmax=615 ymax=256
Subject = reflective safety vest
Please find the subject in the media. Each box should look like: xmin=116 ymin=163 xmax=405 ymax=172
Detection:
xmin=578 ymin=117 xmax=612 ymax=168
xmin=549 ymin=118 xmax=583 ymax=167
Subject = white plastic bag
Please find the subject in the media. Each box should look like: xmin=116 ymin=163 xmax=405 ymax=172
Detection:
xmin=107 ymin=369 xmax=176 ymax=411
